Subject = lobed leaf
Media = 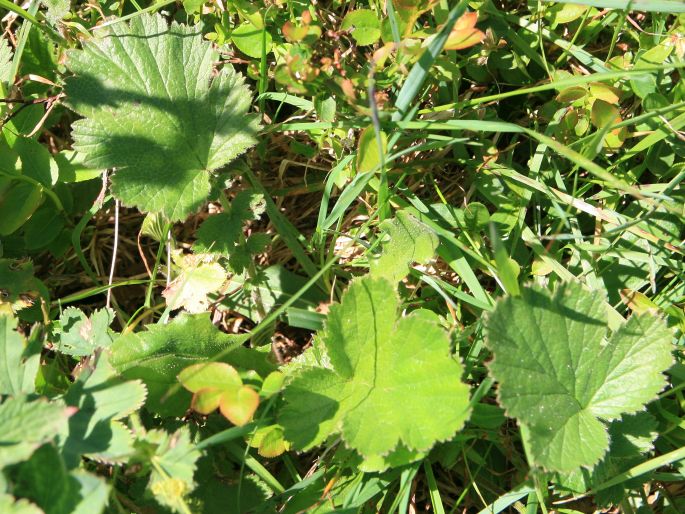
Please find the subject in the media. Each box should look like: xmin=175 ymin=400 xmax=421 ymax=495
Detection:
xmin=485 ymin=282 xmax=673 ymax=472
xmin=65 ymin=14 xmax=260 ymax=220
xmin=280 ymin=277 xmax=471 ymax=470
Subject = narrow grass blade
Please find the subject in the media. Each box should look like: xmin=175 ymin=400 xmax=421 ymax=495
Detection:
xmin=393 ymin=0 xmax=470 ymax=121
xmin=546 ymin=0 xmax=685 ymax=12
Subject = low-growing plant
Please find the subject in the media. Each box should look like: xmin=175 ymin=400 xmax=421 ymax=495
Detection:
xmin=0 ymin=0 xmax=684 ymax=513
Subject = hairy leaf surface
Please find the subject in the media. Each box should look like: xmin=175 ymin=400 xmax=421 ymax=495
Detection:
xmin=0 ymin=396 xmax=70 ymax=467
xmin=280 ymin=277 xmax=470 ymax=469
xmin=369 ymin=211 xmax=439 ymax=283
xmin=485 ymin=282 xmax=673 ymax=472
xmin=65 ymin=14 xmax=260 ymax=220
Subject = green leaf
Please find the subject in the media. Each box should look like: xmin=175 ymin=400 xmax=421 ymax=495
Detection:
xmin=11 ymin=444 xmax=109 ymax=514
xmin=0 ymin=313 xmax=40 ymax=395
xmin=356 ymin=125 xmax=388 ymax=174
xmin=0 ymin=493 xmax=42 ymax=514
xmin=554 ymin=411 xmax=659 ymax=505
xmin=56 ymin=307 xmax=115 ymax=357
xmin=64 ymin=14 xmax=260 ymax=220
xmin=222 ymin=265 xmax=327 ymax=322
xmin=249 ymin=424 xmax=290 ymax=458
xmin=231 ymin=22 xmax=273 ymax=59
xmin=0 ymin=182 xmax=43 ymax=236
xmin=341 ymin=10 xmax=381 ymax=46
xmin=54 ymin=151 xmax=104 ymax=183
xmin=369 ymin=211 xmax=439 ymax=283
xmin=0 ymin=37 xmax=13 ymax=93
xmin=485 ymin=282 xmax=674 ymax=472
xmin=0 ymin=396 xmax=70 ymax=467
xmin=162 ymin=252 xmax=226 ymax=313
xmin=194 ymin=190 xmax=265 ymax=255
xmin=547 ymin=0 xmax=685 ymax=12
xmin=280 ymin=277 xmax=471 ymax=470
xmin=139 ymin=427 xmax=201 ymax=514
xmin=110 ymin=313 xmax=275 ymax=416
xmin=42 ymin=0 xmax=70 ymax=25
xmin=60 ymin=355 xmax=146 ymax=467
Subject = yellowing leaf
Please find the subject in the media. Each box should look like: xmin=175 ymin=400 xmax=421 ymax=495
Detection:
xmin=556 ymin=86 xmax=587 ymax=103
xmin=591 ymin=99 xmax=620 ymax=129
xmin=219 ymin=386 xmax=260 ymax=426
xmin=191 ymin=388 xmax=224 ymax=415
xmin=163 ymin=252 xmax=226 ymax=313
xmin=444 ymin=12 xmax=485 ymax=51
xmin=178 ymin=363 xmax=243 ymax=392
xmin=589 ymin=83 xmax=621 ymax=104
xmin=249 ymin=425 xmax=290 ymax=458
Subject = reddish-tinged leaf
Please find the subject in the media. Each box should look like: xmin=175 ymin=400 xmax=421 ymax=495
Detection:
xmin=219 ymin=386 xmax=260 ymax=426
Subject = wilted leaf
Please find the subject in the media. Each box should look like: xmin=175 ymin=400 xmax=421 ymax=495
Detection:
xmin=443 ymin=12 xmax=485 ymax=51
xmin=0 ymin=259 xmax=45 ymax=314
xmin=163 ymin=252 xmax=226 ymax=313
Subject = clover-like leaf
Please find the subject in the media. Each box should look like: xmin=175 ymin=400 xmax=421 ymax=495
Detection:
xmin=280 ymin=277 xmax=471 ymax=469
xmin=65 ymin=14 xmax=260 ymax=220
xmin=485 ymin=282 xmax=673 ymax=472
xmin=178 ymin=362 xmax=259 ymax=425
xmin=369 ymin=211 xmax=439 ymax=283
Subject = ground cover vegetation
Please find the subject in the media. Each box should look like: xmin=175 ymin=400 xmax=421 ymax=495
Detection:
xmin=0 ymin=0 xmax=684 ymax=512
